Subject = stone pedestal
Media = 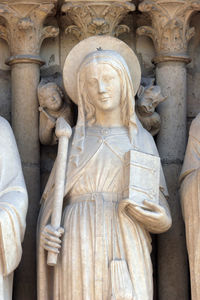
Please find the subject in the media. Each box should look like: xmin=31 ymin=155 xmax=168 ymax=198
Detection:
xmin=137 ymin=0 xmax=200 ymax=298
xmin=0 ymin=2 xmax=59 ymax=299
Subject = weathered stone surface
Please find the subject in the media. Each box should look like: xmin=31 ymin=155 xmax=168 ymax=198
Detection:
xmin=0 ymin=0 xmax=200 ymax=299
xmin=180 ymin=113 xmax=200 ymax=300
xmin=0 ymin=117 xmax=28 ymax=300
xmin=0 ymin=2 xmax=59 ymax=300
xmin=37 ymin=36 xmax=171 ymax=300
xmin=137 ymin=1 xmax=200 ymax=299
xmin=158 ymin=163 xmax=188 ymax=300
xmin=62 ymin=0 xmax=135 ymax=40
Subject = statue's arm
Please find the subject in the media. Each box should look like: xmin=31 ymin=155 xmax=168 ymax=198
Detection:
xmin=39 ymin=109 xmax=57 ymax=145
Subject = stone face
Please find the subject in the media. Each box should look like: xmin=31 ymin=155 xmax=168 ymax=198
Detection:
xmin=0 ymin=116 xmax=28 ymax=300
xmin=0 ymin=0 xmax=199 ymax=299
xmin=136 ymin=79 xmax=167 ymax=136
xmin=37 ymin=36 xmax=171 ymax=300
xmin=38 ymin=81 xmax=73 ymax=145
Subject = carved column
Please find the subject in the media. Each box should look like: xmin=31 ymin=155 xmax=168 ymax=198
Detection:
xmin=137 ymin=1 xmax=200 ymax=299
xmin=0 ymin=1 xmax=59 ymax=299
xmin=61 ymin=0 xmax=135 ymax=40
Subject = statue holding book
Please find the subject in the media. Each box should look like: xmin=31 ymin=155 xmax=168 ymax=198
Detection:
xmin=37 ymin=36 xmax=172 ymax=300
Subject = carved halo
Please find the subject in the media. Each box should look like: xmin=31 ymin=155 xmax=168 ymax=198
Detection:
xmin=63 ymin=36 xmax=141 ymax=104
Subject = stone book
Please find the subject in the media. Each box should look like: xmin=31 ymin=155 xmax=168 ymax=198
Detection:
xmin=123 ymin=149 xmax=160 ymax=207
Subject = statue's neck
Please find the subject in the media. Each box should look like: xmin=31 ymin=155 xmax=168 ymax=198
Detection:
xmin=95 ymin=108 xmax=123 ymax=127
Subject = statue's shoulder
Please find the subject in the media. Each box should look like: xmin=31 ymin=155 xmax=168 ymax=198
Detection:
xmin=0 ymin=117 xmax=16 ymax=147
xmin=189 ymin=113 xmax=200 ymax=140
xmin=0 ymin=116 xmax=12 ymax=133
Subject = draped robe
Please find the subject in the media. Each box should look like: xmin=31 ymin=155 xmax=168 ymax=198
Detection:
xmin=0 ymin=117 xmax=28 ymax=299
xmin=37 ymin=125 xmax=170 ymax=300
xmin=180 ymin=113 xmax=200 ymax=300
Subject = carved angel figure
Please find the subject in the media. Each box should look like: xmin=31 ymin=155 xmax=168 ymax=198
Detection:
xmin=136 ymin=79 xmax=166 ymax=136
xmin=180 ymin=112 xmax=200 ymax=300
xmin=38 ymin=82 xmax=72 ymax=145
xmin=0 ymin=117 xmax=28 ymax=300
xmin=37 ymin=36 xmax=171 ymax=300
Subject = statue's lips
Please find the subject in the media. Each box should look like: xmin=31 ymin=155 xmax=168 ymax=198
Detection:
xmin=99 ymin=96 xmax=111 ymax=102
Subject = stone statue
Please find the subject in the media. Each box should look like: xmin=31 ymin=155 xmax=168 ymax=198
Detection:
xmin=180 ymin=112 xmax=200 ymax=300
xmin=37 ymin=36 xmax=171 ymax=300
xmin=38 ymin=82 xmax=73 ymax=145
xmin=136 ymin=78 xmax=167 ymax=136
xmin=0 ymin=116 xmax=28 ymax=300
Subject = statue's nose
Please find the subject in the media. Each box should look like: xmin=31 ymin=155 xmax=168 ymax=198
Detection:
xmin=98 ymin=80 xmax=106 ymax=93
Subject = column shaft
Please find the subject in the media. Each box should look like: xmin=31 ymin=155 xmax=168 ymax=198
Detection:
xmin=11 ymin=62 xmax=40 ymax=300
xmin=137 ymin=0 xmax=200 ymax=296
xmin=156 ymin=61 xmax=187 ymax=160
xmin=156 ymin=61 xmax=189 ymax=300
xmin=0 ymin=2 xmax=59 ymax=299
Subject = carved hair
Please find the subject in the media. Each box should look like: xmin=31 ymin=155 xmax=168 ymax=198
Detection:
xmin=70 ymin=50 xmax=138 ymax=167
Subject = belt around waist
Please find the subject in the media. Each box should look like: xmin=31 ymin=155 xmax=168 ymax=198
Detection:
xmin=68 ymin=192 xmax=122 ymax=204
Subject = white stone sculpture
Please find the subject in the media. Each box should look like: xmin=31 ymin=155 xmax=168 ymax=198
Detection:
xmin=180 ymin=112 xmax=200 ymax=300
xmin=38 ymin=82 xmax=73 ymax=145
xmin=136 ymin=79 xmax=167 ymax=136
xmin=37 ymin=36 xmax=172 ymax=300
xmin=0 ymin=116 xmax=28 ymax=300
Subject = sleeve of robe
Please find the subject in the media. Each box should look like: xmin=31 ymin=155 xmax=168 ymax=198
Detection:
xmin=0 ymin=117 xmax=28 ymax=277
xmin=179 ymin=113 xmax=200 ymax=299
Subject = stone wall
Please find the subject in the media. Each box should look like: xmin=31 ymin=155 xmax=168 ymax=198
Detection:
xmin=0 ymin=3 xmax=199 ymax=299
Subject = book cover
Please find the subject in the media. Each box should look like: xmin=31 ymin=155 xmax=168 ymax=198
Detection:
xmin=123 ymin=149 xmax=160 ymax=206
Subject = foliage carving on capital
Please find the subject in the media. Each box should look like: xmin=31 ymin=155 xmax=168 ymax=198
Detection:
xmin=137 ymin=0 xmax=200 ymax=56
xmin=0 ymin=1 xmax=59 ymax=57
xmin=62 ymin=1 xmax=135 ymax=40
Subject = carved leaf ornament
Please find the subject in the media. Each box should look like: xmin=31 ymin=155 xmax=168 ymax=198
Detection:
xmin=0 ymin=2 xmax=59 ymax=56
xmin=137 ymin=0 xmax=200 ymax=55
xmin=62 ymin=1 xmax=135 ymax=40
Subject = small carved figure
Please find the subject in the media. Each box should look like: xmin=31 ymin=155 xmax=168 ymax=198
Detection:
xmin=0 ymin=116 xmax=28 ymax=300
xmin=180 ymin=112 xmax=200 ymax=300
xmin=38 ymin=82 xmax=72 ymax=145
xmin=136 ymin=79 xmax=166 ymax=136
xmin=37 ymin=36 xmax=171 ymax=300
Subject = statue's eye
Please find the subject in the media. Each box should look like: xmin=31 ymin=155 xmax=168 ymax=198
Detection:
xmin=103 ymin=75 xmax=114 ymax=82
xmin=87 ymin=78 xmax=97 ymax=87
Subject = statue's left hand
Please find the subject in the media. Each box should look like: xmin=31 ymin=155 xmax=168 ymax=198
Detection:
xmin=41 ymin=224 xmax=64 ymax=254
xmin=126 ymin=200 xmax=171 ymax=233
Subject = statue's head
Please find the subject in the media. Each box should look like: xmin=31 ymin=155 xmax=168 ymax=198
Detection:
xmin=78 ymin=50 xmax=131 ymax=126
xmin=63 ymin=36 xmax=141 ymax=165
xmin=38 ymin=82 xmax=63 ymax=112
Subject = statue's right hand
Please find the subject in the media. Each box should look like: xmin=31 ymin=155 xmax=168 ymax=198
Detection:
xmin=41 ymin=224 xmax=64 ymax=254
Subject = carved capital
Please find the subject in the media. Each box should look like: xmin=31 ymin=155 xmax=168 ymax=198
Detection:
xmin=137 ymin=0 xmax=200 ymax=60
xmin=62 ymin=1 xmax=135 ymax=40
xmin=0 ymin=1 xmax=59 ymax=61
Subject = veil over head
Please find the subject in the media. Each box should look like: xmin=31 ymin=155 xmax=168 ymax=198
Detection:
xmin=63 ymin=36 xmax=142 ymax=166
xmin=71 ymin=49 xmax=144 ymax=166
